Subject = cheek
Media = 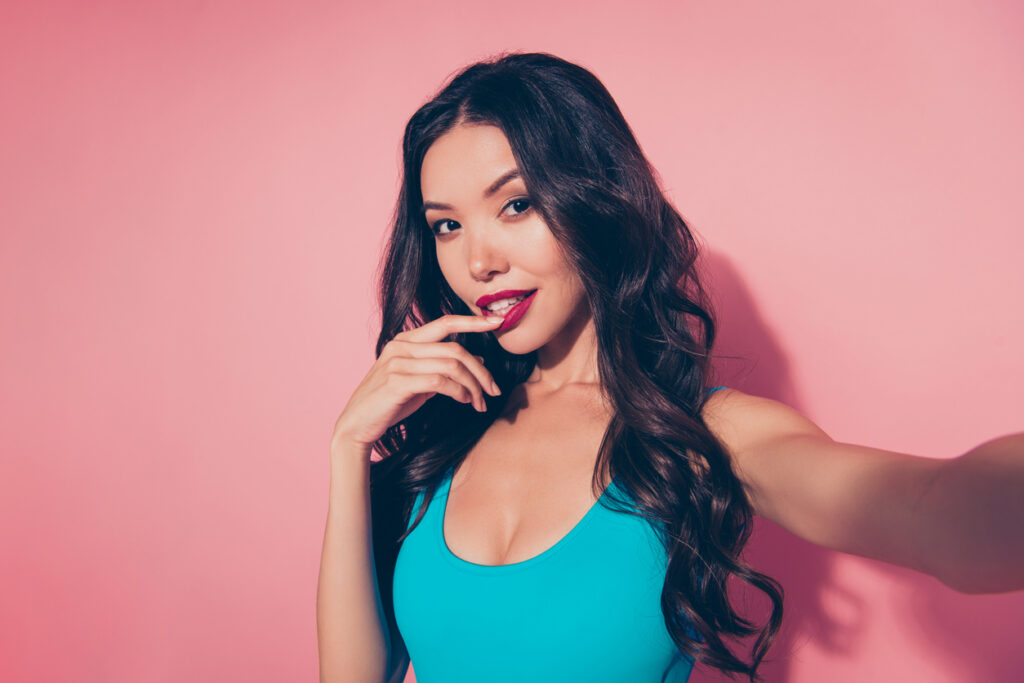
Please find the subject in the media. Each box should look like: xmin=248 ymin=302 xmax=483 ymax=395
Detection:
xmin=517 ymin=230 xmax=566 ymax=275
xmin=434 ymin=252 xmax=462 ymax=292
xmin=537 ymin=248 xmax=578 ymax=288
xmin=434 ymin=246 xmax=457 ymax=278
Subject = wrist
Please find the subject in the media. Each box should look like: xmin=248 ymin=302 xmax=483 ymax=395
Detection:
xmin=329 ymin=437 xmax=373 ymax=473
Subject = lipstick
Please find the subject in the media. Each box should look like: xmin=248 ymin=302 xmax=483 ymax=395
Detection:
xmin=494 ymin=290 xmax=537 ymax=332
xmin=476 ymin=289 xmax=535 ymax=309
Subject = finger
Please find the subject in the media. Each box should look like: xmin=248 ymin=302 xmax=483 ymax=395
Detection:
xmin=389 ymin=356 xmax=489 ymax=412
xmin=471 ymin=352 xmax=499 ymax=395
xmin=398 ymin=313 xmax=504 ymax=344
xmin=390 ymin=371 xmax=476 ymax=408
xmin=393 ymin=341 xmax=500 ymax=397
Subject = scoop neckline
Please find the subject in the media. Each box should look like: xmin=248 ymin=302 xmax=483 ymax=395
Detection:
xmin=437 ymin=465 xmax=616 ymax=574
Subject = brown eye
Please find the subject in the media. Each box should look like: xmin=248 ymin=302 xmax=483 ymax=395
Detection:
xmin=431 ymin=219 xmax=458 ymax=236
xmin=505 ymin=198 xmax=532 ymax=216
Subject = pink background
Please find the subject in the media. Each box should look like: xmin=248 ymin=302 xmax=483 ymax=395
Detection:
xmin=2 ymin=1 xmax=1022 ymax=681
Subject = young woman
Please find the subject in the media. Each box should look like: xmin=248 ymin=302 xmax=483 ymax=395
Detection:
xmin=317 ymin=52 xmax=1024 ymax=683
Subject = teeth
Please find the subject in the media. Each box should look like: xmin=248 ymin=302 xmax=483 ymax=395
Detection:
xmin=485 ymin=293 xmax=528 ymax=313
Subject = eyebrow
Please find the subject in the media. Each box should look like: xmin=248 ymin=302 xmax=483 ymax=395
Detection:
xmin=421 ymin=168 xmax=522 ymax=212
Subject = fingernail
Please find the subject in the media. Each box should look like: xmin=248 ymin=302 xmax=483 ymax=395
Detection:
xmin=486 ymin=316 xmax=503 ymax=323
xmin=491 ymin=380 xmax=500 ymax=395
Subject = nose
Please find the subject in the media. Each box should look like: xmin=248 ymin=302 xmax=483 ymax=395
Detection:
xmin=466 ymin=225 xmax=509 ymax=282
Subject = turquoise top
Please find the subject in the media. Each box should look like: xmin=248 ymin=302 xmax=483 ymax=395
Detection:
xmin=390 ymin=386 xmax=727 ymax=682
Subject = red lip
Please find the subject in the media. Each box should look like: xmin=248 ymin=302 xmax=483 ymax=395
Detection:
xmin=495 ymin=289 xmax=537 ymax=332
xmin=475 ymin=289 xmax=536 ymax=309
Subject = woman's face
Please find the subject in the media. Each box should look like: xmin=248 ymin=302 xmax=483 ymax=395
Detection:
xmin=420 ymin=123 xmax=588 ymax=356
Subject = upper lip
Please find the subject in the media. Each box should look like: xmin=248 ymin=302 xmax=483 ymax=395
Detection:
xmin=475 ymin=289 xmax=536 ymax=309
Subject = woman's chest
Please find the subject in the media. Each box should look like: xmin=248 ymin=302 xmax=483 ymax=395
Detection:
xmin=392 ymin=466 xmax=690 ymax=682
xmin=444 ymin=389 xmax=615 ymax=567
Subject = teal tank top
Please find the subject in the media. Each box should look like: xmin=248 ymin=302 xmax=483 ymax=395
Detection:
xmin=391 ymin=386 xmax=727 ymax=682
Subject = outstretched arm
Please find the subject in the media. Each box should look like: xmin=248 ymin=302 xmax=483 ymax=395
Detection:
xmin=916 ymin=433 xmax=1024 ymax=593
xmin=702 ymin=389 xmax=1024 ymax=594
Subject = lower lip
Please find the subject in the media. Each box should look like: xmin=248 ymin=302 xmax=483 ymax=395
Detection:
xmin=489 ymin=290 xmax=537 ymax=332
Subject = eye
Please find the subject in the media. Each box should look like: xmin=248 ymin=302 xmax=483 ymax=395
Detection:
xmin=504 ymin=197 xmax=532 ymax=217
xmin=428 ymin=197 xmax=533 ymax=238
xmin=430 ymin=218 xmax=458 ymax=236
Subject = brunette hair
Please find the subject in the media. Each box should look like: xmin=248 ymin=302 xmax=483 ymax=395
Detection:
xmin=368 ymin=50 xmax=783 ymax=681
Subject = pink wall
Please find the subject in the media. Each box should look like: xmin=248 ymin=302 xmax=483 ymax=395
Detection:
xmin=1 ymin=1 xmax=1021 ymax=681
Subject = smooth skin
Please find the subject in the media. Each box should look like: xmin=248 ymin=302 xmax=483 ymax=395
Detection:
xmin=415 ymin=122 xmax=1024 ymax=594
xmin=322 ymin=314 xmax=506 ymax=683
xmin=318 ymin=122 xmax=1023 ymax=683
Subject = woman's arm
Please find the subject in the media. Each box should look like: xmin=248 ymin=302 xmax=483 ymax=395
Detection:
xmin=702 ymin=388 xmax=1024 ymax=594
xmin=317 ymin=442 xmax=409 ymax=683
xmin=915 ymin=433 xmax=1024 ymax=593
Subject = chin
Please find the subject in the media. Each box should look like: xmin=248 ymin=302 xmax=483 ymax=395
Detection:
xmin=492 ymin=333 xmax=540 ymax=357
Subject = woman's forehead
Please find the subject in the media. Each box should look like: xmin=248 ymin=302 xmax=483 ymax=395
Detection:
xmin=420 ymin=125 xmax=523 ymax=207
xmin=422 ymin=125 xmax=513 ymax=180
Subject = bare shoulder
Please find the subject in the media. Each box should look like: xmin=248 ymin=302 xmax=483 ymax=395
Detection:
xmin=699 ymin=387 xmax=829 ymax=516
xmin=700 ymin=388 xmax=827 ymax=448
xmin=696 ymin=387 xmax=949 ymax=571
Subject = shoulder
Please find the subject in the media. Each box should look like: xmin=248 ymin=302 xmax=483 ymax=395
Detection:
xmin=696 ymin=387 xmax=948 ymax=569
xmin=700 ymin=387 xmax=826 ymax=446
xmin=699 ymin=387 xmax=830 ymax=516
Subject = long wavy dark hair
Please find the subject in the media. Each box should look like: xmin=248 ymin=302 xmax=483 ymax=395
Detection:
xmin=368 ymin=50 xmax=783 ymax=681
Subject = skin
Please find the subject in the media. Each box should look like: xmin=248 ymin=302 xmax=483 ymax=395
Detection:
xmin=421 ymin=123 xmax=615 ymax=564
xmin=421 ymin=122 xmax=599 ymax=393
xmin=418 ymin=123 xmax=1024 ymax=591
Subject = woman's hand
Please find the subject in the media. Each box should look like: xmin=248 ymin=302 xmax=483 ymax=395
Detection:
xmin=330 ymin=314 xmax=504 ymax=454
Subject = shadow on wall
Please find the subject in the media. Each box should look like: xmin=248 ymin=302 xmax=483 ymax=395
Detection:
xmin=693 ymin=250 xmax=1024 ymax=682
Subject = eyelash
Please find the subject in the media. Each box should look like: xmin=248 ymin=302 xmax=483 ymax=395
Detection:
xmin=429 ymin=197 xmax=533 ymax=237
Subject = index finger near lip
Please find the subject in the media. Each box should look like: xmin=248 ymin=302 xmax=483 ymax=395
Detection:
xmin=403 ymin=314 xmax=502 ymax=343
